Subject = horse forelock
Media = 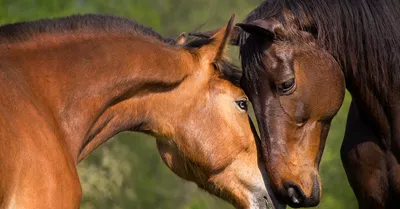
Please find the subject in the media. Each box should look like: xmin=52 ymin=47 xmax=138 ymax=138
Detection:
xmin=239 ymin=34 xmax=265 ymax=95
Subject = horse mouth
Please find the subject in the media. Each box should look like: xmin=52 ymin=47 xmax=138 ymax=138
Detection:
xmin=263 ymin=196 xmax=274 ymax=209
xmin=263 ymin=195 xmax=286 ymax=209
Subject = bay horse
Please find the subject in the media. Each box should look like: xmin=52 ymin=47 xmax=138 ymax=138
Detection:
xmin=233 ymin=0 xmax=400 ymax=208
xmin=0 ymin=14 xmax=283 ymax=209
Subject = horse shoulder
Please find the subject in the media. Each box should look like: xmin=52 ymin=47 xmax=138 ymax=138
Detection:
xmin=0 ymin=68 xmax=81 ymax=209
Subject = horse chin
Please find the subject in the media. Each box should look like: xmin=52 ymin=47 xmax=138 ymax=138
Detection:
xmin=266 ymin=195 xmax=287 ymax=209
xmin=245 ymin=194 xmax=285 ymax=209
xmin=212 ymin=177 xmax=285 ymax=209
xmin=262 ymin=193 xmax=286 ymax=209
xmin=245 ymin=184 xmax=286 ymax=209
xmin=244 ymin=162 xmax=286 ymax=209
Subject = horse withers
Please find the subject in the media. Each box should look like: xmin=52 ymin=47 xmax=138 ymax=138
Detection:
xmin=0 ymin=14 xmax=283 ymax=209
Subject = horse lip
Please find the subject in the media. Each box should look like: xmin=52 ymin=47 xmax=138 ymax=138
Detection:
xmin=262 ymin=195 xmax=287 ymax=209
xmin=263 ymin=196 xmax=275 ymax=209
xmin=263 ymin=195 xmax=286 ymax=209
xmin=258 ymin=177 xmax=286 ymax=209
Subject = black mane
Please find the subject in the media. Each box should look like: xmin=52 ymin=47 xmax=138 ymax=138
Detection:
xmin=0 ymin=14 xmax=175 ymax=44
xmin=215 ymin=59 xmax=241 ymax=87
xmin=240 ymin=0 xmax=400 ymax=139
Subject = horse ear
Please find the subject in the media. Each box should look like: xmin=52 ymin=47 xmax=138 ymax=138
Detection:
xmin=175 ymin=32 xmax=187 ymax=46
xmin=197 ymin=14 xmax=236 ymax=62
xmin=189 ymin=25 xmax=242 ymax=46
xmin=237 ymin=19 xmax=282 ymax=40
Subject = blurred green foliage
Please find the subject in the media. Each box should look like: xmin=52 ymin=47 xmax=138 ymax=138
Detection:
xmin=2 ymin=0 xmax=356 ymax=208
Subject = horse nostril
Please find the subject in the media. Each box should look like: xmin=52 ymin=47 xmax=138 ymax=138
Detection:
xmin=285 ymin=183 xmax=306 ymax=205
xmin=288 ymin=187 xmax=300 ymax=204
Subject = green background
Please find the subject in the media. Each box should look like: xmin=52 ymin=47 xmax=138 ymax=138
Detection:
xmin=1 ymin=0 xmax=356 ymax=208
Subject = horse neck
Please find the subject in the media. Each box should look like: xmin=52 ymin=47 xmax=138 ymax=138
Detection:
xmin=10 ymin=34 xmax=194 ymax=163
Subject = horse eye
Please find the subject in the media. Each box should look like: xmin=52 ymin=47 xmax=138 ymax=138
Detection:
xmin=278 ymin=78 xmax=295 ymax=94
xmin=236 ymin=100 xmax=248 ymax=111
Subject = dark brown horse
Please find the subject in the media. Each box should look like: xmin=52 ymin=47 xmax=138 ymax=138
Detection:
xmin=0 ymin=14 xmax=283 ymax=209
xmin=232 ymin=0 xmax=400 ymax=208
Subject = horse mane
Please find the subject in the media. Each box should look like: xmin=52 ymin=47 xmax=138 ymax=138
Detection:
xmin=0 ymin=14 xmax=176 ymax=44
xmin=0 ymin=14 xmax=241 ymax=85
xmin=240 ymin=0 xmax=400 ymax=137
xmin=214 ymin=59 xmax=241 ymax=87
